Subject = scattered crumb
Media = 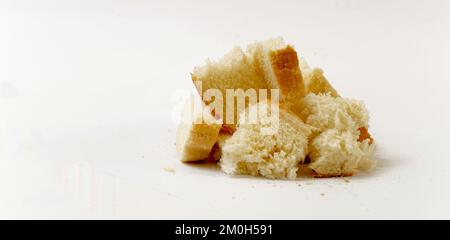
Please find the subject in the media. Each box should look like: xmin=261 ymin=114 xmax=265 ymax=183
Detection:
xmin=231 ymin=196 xmax=236 ymax=200
xmin=272 ymin=184 xmax=277 ymax=188
xmin=305 ymin=182 xmax=313 ymax=185
xmin=320 ymin=193 xmax=325 ymax=196
xmin=297 ymin=183 xmax=302 ymax=187
xmin=344 ymin=179 xmax=350 ymax=183
xmin=164 ymin=167 xmax=175 ymax=173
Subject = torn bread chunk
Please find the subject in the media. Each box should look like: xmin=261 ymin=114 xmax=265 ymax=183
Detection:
xmin=299 ymin=58 xmax=340 ymax=97
xmin=300 ymin=93 xmax=375 ymax=177
xmin=176 ymin=99 xmax=222 ymax=162
xmin=299 ymin=63 xmax=373 ymax=143
xmin=191 ymin=47 xmax=267 ymax=129
xmin=309 ymin=129 xmax=374 ymax=177
xmin=300 ymin=93 xmax=369 ymax=133
xmin=220 ymin=103 xmax=313 ymax=179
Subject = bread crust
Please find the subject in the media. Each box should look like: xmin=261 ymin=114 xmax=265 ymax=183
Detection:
xmin=187 ymin=39 xmax=375 ymax=178
xmin=269 ymin=46 xmax=305 ymax=98
xmin=269 ymin=45 xmax=306 ymax=104
xmin=178 ymin=121 xmax=221 ymax=162
xmin=220 ymin=124 xmax=235 ymax=135
xmin=358 ymin=127 xmax=373 ymax=144
xmin=176 ymin=100 xmax=222 ymax=162
xmin=207 ymin=132 xmax=232 ymax=162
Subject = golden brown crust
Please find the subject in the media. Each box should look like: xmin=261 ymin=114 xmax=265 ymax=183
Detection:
xmin=269 ymin=46 xmax=305 ymax=98
xmin=207 ymin=143 xmax=221 ymax=162
xmin=220 ymin=124 xmax=235 ymax=134
xmin=358 ymin=127 xmax=374 ymax=145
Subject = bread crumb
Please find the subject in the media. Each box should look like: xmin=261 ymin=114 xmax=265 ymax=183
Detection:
xmin=344 ymin=179 xmax=350 ymax=183
xmin=220 ymin=102 xmax=312 ymax=179
xmin=305 ymin=182 xmax=313 ymax=185
xmin=320 ymin=193 xmax=325 ymax=196
xmin=231 ymin=196 xmax=236 ymax=200
xmin=297 ymin=183 xmax=302 ymax=187
xmin=164 ymin=167 xmax=175 ymax=173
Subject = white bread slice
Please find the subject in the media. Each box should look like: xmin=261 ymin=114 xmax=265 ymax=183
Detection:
xmin=191 ymin=47 xmax=267 ymax=129
xmin=300 ymin=93 xmax=374 ymax=177
xmin=192 ymin=38 xmax=306 ymax=129
xmin=299 ymin=58 xmax=339 ymax=97
xmin=220 ymin=102 xmax=313 ymax=179
xmin=247 ymin=38 xmax=306 ymax=111
xmin=176 ymin=99 xmax=222 ymax=162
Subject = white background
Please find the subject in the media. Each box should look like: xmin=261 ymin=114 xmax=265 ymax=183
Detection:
xmin=1 ymin=0 xmax=450 ymax=219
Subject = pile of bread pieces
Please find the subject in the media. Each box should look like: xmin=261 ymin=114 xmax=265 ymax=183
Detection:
xmin=176 ymin=37 xmax=375 ymax=179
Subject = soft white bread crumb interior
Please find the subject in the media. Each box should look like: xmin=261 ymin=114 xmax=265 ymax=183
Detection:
xmin=300 ymin=93 xmax=369 ymax=133
xmin=192 ymin=38 xmax=306 ymax=129
xmin=300 ymin=93 xmax=374 ymax=176
xmin=176 ymin=99 xmax=222 ymax=162
xmin=192 ymin=47 xmax=267 ymax=128
xmin=220 ymin=102 xmax=313 ymax=179
xmin=309 ymin=129 xmax=374 ymax=177
xmin=192 ymin=47 xmax=266 ymax=95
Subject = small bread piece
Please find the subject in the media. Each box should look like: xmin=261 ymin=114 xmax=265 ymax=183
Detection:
xmin=309 ymin=129 xmax=374 ymax=177
xmin=247 ymin=38 xmax=306 ymax=110
xmin=300 ymin=93 xmax=369 ymax=133
xmin=300 ymin=93 xmax=375 ymax=177
xmin=176 ymin=100 xmax=222 ymax=162
xmin=299 ymin=58 xmax=339 ymax=97
xmin=220 ymin=103 xmax=313 ymax=179
xmin=305 ymin=69 xmax=340 ymax=97
xmin=191 ymin=47 xmax=267 ymax=128
xmin=299 ymin=61 xmax=372 ymax=143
